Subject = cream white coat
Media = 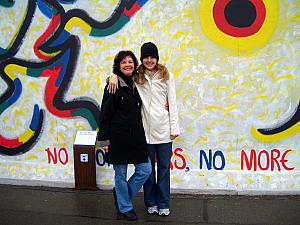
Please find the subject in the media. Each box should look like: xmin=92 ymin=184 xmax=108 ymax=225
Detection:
xmin=136 ymin=71 xmax=180 ymax=144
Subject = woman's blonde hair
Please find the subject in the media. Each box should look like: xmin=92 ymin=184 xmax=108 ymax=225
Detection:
xmin=134 ymin=63 xmax=169 ymax=84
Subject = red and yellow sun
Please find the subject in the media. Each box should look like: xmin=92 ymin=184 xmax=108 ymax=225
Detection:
xmin=199 ymin=0 xmax=279 ymax=51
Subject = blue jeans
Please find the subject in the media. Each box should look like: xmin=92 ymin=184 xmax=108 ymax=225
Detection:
xmin=143 ymin=142 xmax=172 ymax=209
xmin=113 ymin=159 xmax=151 ymax=213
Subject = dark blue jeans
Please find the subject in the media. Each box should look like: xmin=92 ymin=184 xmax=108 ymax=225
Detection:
xmin=143 ymin=142 xmax=172 ymax=209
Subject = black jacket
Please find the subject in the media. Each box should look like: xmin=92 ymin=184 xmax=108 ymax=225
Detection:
xmin=98 ymin=77 xmax=148 ymax=164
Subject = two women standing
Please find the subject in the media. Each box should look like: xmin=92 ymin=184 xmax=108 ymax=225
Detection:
xmin=98 ymin=42 xmax=180 ymax=221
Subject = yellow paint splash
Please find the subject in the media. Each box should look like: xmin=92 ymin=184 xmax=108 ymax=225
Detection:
xmin=24 ymin=154 xmax=38 ymax=160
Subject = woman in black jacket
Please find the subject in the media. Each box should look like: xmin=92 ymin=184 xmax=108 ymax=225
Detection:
xmin=98 ymin=50 xmax=151 ymax=221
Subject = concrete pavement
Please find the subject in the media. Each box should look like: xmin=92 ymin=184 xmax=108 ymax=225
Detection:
xmin=0 ymin=184 xmax=299 ymax=225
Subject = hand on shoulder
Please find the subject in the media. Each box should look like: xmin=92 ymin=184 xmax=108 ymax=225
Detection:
xmin=107 ymin=74 xmax=119 ymax=93
xmin=170 ymin=134 xmax=179 ymax=140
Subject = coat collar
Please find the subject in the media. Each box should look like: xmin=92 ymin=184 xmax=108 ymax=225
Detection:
xmin=118 ymin=76 xmax=136 ymax=89
xmin=145 ymin=70 xmax=160 ymax=81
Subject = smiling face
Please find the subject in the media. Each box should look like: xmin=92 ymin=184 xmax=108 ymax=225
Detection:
xmin=120 ymin=56 xmax=135 ymax=76
xmin=142 ymin=56 xmax=157 ymax=71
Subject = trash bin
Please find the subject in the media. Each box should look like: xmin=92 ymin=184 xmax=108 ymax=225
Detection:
xmin=73 ymin=131 xmax=98 ymax=190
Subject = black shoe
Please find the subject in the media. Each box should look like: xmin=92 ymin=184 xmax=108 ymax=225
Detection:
xmin=121 ymin=210 xmax=138 ymax=221
xmin=116 ymin=211 xmax=123 ymax=220
xmin=112 ymin=188 xmax=119 ymax=212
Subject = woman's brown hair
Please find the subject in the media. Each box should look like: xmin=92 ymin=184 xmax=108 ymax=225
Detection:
xmin=134 ymin=63 xmax=169 ymax=84
xmin=113 ymin=50 xmax=138 ymax=76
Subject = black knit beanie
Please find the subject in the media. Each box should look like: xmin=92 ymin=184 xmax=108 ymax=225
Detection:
xmin=140 ymin=42 xmax=159 ymax=62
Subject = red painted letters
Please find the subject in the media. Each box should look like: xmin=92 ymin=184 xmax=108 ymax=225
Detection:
xmin=45 ymin=147 xmax=69 ymax=165
xmin=241 ymin=149 xmax=294 ymax=171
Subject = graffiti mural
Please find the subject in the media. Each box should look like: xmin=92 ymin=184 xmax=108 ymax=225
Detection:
xmin=0 ymin=0 xmax=299 ymax=192
xmin=0 ymin=0 xmax=148 ymax=155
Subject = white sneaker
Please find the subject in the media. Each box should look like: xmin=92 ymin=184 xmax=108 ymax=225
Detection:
xmin=159 ymin=208 xmax=170 ymax=216
xmin=147 ymin=206 xmax=158 ymax=214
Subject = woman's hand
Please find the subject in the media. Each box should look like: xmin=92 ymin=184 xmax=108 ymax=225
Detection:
xmin=107 ymin=74 xmax=119 ymax=93
xmin=170 ymin=134 xmax=179 ymax=140
xmin=102 ymin=145 xmax=109 ymax=152
xmin=165 ymin=99 xmax=169 ymax=111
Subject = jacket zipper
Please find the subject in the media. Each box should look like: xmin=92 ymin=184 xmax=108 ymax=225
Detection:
xmin=148 ymin=78 xmax=152 ymax=143
xmin=145 ymin=71 xmax=159 ymax=144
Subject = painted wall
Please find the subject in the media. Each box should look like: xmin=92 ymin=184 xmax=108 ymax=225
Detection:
xmin=0 ymin=0 xmax=299 ymax=193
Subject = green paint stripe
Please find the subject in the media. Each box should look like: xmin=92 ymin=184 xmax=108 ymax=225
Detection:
xmin=0 ymin=102 xmax=9 ymax=114
xmin=90 ymin=14 xmax=129 ymax=37
xmin=27 ymin=68 xmax=44 ymax=77
xmin=0 ymin=0 xmax=15 ymax=8
xmin=72 ymin=108 xmax=98 ymax=130
xmin=0 ymin=48 xmax=7 ymax=54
